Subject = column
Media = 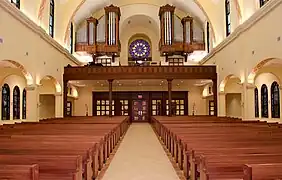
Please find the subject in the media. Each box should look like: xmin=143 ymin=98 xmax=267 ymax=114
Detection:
xmin=218 ymin=92 xmax=226 ymax=117
xmin=108 ymin=79 xmax=114 ymax=117
xmin=25 ymin=85 xmax=39 ymax=121
xmin=212 ymin=78 xmax=218 ymax=116
xmin=55 ymin=93 xmax=63 ymax=118
xmin=63 ymin=80 xmax=68 ymax=117
xmin=167 ymin=79 xmax=173 ymax=116
xmin=242 ymin=83 xmax=256 ymax=120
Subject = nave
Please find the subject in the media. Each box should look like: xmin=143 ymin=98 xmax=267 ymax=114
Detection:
xmin=1 ymin=115 xmax=282 ymax=179
xmin=100 ymin=123 xmax=180 ymax=180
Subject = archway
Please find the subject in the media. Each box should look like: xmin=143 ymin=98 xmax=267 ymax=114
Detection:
xmin=38 ymin=75 xmax=61 ymax=119
xmin=250 ymin=58 xmax=282 ymax=121
xmin=219 ymin=74 xmax=242 ymax=118
xmin=0 ymin=60 xmax=31 ymax=121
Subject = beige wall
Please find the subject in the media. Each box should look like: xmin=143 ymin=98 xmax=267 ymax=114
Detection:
xmin=226 ymin=93 xmax=242 ymax=118
xmin=39 ymin=95 xmax=55 ymax=119
xmin=202 ymin=0 xmax=282 ymax=122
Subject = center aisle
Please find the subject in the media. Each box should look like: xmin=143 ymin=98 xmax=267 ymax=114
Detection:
xmin=100 ymin=123 xmax=180 ymax=180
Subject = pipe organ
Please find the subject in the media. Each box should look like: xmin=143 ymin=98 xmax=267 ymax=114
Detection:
xmin=75 ymin=5 xmax=121 ymax=58
xmin=159 ymin=4 xmax=205 ymax=58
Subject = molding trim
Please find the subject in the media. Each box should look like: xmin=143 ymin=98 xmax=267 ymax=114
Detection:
xmin=200 ymin=0 xmax=282 ymax=65
xmin=0 ymin=1 xmax=81 ymax=66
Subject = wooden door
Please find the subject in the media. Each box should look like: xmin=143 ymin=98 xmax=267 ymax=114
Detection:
xmin=132 ymin=100 xmax=148 ymax=121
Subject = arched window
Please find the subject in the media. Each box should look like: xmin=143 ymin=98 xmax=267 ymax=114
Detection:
xmin=225 ymin=0 xmax=231 ymax=36
xmin=22 ymin=89 xmax=26 ymax=119
xmin=70 ymin=23 xmax=74 ymax=53
xmin=260 ymin=0 xmax=269 ymax=7
xmin=254 ymin=87 xmax=259 ymax=118
xmin=13 ymin=86 xmax=20 ymax=119
xmin=271 ymin=81 xmax=280 ymax=118
xmin=11 ymin=0 xmax=20 ymax=9
xmin=2 ymin=84 xmax=10 ymax=120
xmin=261 ymin=84 xmax=268 ymax=118
xmin=49 ymin=0 xmax=55 ymax=38
xmin=206 ymin=22 xmax=210 ymax=53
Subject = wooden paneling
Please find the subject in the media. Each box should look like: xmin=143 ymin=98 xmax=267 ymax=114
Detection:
xmin=92 ymin=91 xmax=188 ymax=121
xmin=64 ymin=66 xmax=217 ymax=80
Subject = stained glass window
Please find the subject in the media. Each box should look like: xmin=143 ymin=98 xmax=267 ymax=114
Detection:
xmin=260 ymin=0 xmax=269 ymax=7
xmin=261 ymin=84 xmax=268 ymax=118
xmin=129 ymin=39 xmax=150 ymax=59
xmin=271 ymin=81 xmax=280 ymax=118
xmin=13 ymin=86 xmax=20 ymax=120
xmin=2 ymin=84 xmax=10 ymax=120
xmin=254 ymin=87 xmax=259 ymax=118
xmin=11 ymin=0 xmax=20 ymax=9
xmin=225 ymin=0 xmax=231 ymax=36
xmin=49 ymin=0 xmax=55 ymax=38
xmin=22 ymin=89 xmax=26 ymax=119
xmin=69 ymin=23 xmax=74 ymax=53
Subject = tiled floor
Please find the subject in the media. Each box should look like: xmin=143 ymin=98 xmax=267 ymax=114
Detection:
xmin=101 ymin=123 xmax=180 ymax=180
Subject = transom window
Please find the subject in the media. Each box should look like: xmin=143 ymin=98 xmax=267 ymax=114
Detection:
xmin=225 ymin=0 xmax=231 ymax=36
xmin=11 ymin=0 xmax=20 ymax=9
xmin=96 ymin=100 xmax=114 ymax=116
xmin=49 ymin=0 xmax=55 ymax=37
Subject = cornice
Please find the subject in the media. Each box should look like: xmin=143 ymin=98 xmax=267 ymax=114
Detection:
xmin=0 ymin=1 xmax=81 ymax=66
xmin=200 ymin=0 xmax=282 ymax=65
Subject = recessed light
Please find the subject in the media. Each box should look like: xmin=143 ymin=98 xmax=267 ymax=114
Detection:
xmin=161 ymin=80 xmax=164 ymax=83
xmin=97 ymin=81 xmax=100 ymax=84
xmin=181 ymin=81 xmax=183 ymax=83
xmin=101 ymin=84 xmax=104 ymax=86
xmin=119 ymin=84 xmax=122 ymax=86
xmin=177 ymin=84 xmax=180 ymax=86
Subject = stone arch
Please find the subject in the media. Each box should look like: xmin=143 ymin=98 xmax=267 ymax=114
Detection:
xmin=248 ymin=58 xmax=282 ymax=84
xmin=219 ymin=74 xmax=241 ymax=93
xmin=40 ymin=75 xmax=62 ymax=93
xmin=0 ymin=60 xmax=33 ymax=85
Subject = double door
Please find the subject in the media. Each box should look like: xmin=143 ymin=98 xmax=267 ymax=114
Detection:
xmin=132 ymin=100 xmax=148 ymax=121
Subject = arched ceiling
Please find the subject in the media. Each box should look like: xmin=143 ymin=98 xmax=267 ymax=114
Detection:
xmin=72 ymin=0 xmax=207 ymax=25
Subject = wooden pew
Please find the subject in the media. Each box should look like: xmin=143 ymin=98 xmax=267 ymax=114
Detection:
xmin=243 ymin=163 xmax=282 ymax=180
xmin=151 ymin=116 xmax=282 ymax=180
xmin=0 ymin=164 xmax=39 ymax=180
xmin=0 ymin=116 xmax=130 ymax=180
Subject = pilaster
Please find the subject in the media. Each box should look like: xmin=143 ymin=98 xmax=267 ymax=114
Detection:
xmin=55 ymin=93 xmax=63 ymax=118
xmin=25 ymin=85 xmax=40 ymax=121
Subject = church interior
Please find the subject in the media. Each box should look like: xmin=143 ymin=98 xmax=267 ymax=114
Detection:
xmin=1 ymin=0 xmax=282 ymax=179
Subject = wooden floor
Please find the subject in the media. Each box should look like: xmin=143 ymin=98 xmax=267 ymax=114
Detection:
xmin=100 ymin=123 xmax=180 ymax=180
